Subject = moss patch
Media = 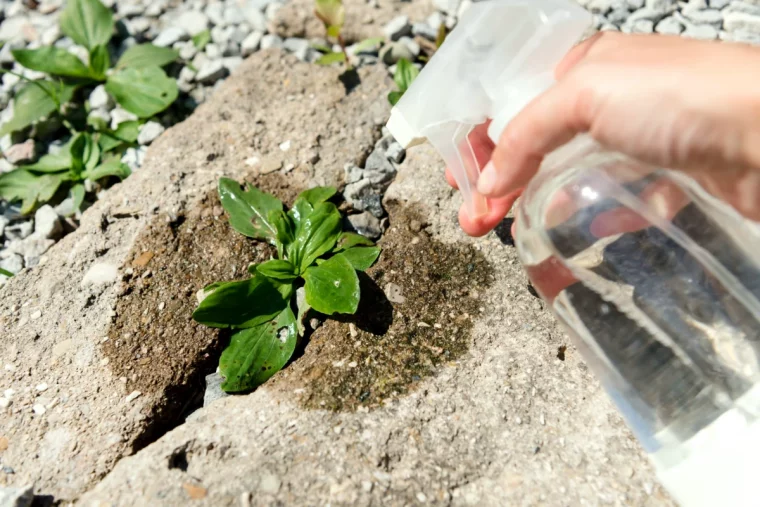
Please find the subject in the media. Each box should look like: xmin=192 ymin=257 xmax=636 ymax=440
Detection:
xmin=270 ymin=201 xmax=494 ymax=411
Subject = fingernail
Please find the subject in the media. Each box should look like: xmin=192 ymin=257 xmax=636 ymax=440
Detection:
xmin=478 ymin=161 xmax=497 ymax=195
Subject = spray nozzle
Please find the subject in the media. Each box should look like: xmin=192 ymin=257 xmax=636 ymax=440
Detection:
xmin=385 ymin=0 xmax=592 ymax=218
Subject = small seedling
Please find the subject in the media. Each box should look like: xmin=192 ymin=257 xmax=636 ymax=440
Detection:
xmin=0 ymin=268 xmax=13 ymax=278
xmin=313 ymin=0 xmax=385 ymax=69
xmin=192 ymin=179 xmax=381 ymax=393
xmin=192 ymin=30 xmax=212 ymax=50
xmin=387 ymin=58 xmax=419 ymax=106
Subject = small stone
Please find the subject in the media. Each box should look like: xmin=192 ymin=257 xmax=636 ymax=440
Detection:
xmin=54 ymin=198 xmax=75 ymax=217
xmin=125 ymin=390 xmax=142 ymax=403
xmin=709 ymin=0 xmax=730 ymax=8
xmin=0 ymin=397 xmax=10 ymax=409
xmin=33 ymin=404 xmax=46 ymax=415
xmin=630 ymin=18 xmax=655 ymax=32
xmin=379 ymin=41 xmax=414 ymax=65
xmin=309 ymin=318 xmax=320 ymax=330
xmin=34 ymin=205 xmax=63 ymax=239
xmin=110 ymin=108 xmax=138 ymax=130
xmin=30 ymin=310 xmax=42 ymax=320
xmin=348 ymin=212 xmax=383 ymax=239
xmin=241 ymin=31 xmax=263 ymax=56
xmin=260 ymin=34 xmax=283 ymax=50
xmin=88 ymin=108 xmax=111 ymax=128
xmin=8 ymin=236 xmax=54 ymax=267
xmin=196 ymin=59 xmax=228 ymax=84
xmin=681 ymin=8 xmax=724 ymax=27
xmin=0 ymin=255 xmax=23 ymax=275
xmin=4 ymin=140 xmax=37 ymax=165
xmin=40 ymin=23 xmax=61 ymax=45
xmin=178 ymin=41 xmax=197 ymax=60
xmin=412 ymin=22 xmax=437 ymax=40
xmin=384 ymin=15 xmax=412 ymax=41
xmin=153 ymin=26 xmax=188 ymax=47
xmin=432 ymin=0 xmax=460 ymax=14
xmin=259 ymin=474 xmax=281 ymax=494
xmin=416 ymin=492 xmax=427 ymax=503
xmin=279 ymin=140 xmax=291 ymax=151
xmin=36 ymin=383 xmax=48 ymax=391
xmin=4 ymin=222 xmax=33 ymax=241
xmin=655 ymin=15 xmax=684 ymax=34
xmin=283 ymin=37 xmax=309 ymax=54
xmin=89 ymin=86 xmax=111 ymax=112
xmin=81 ymin=263 xmax=119 ymax=287
xmin=724 ymin=11 xmax=760 ymax=32
xmin=384 ymin=283 xmax=406 ymax=304
xmin=364 ymin=149 xmax=397 ymax=187
xmin=203 ymin=371 xmax=228 ymax=406
xmin=137 ymin=121 xmax=165 ymax=145
xmin=176 ymin=11 xmax=209 ymax=36
xmin=397 ymin=36 xmax=420 ymax=58
xmin=242 ymin=4 xmax=267 ymax=31
xmin=385 ymin=142 xmax=405 ymax=163
xmin=0 ymin=484 xmax=33 ymax=507
xmin=205 ymin=2 xmax=226 ymax=26
xmin=627 ymin=6 xmax=670 ymax=23
xmin=683 ymin=22 xmax=719 ymax=38
xmin=206 ymin=42 xmax=222 ymax=59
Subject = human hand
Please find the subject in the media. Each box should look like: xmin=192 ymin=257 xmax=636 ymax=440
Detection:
xmin=447 ymin=32 xmax=760 ymax=237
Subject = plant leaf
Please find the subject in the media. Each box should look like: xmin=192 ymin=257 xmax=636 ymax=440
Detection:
xmin=288 ymin=198 xmax=312 ymax=230
xmin=88 ymin=44 xmax=110 ymax=79
xmin=333 ymin=231 xmax=374 ymax=252
xmin=21 ymin=151 xmax=71 ymax=173
xmin=353 ymin=37 xmax=384 ymax=53
xmin=59 ymin=0 xmax=114 ymax=51
xmin=268 ymin=209 xmax=295 ymax=258
xmin=217 ymin=177 xmax=283 ymax=242
xmin=310 ymin=42 xmax=332 ymax=53
xmin=0 ymin=267 xmax=13 ymax=277
xmin=393 ymin=58 xmax=419 ymax=92
xmin=387 ymin=90 xmax=403 ymax=106
xmin=12 ymin=47 xmax=93 ymax=79
xmin=85 ymin=157 xmax=130 ymax=181
xmin=219 ymin=305 xmax=297 ymax=393
xmin=314 ymin=0 xmax=345 ymax=31
xmin=0 ymin=81 xmax=75 ymax=137
xmin=97 ymin=119 xmax=141 ymax=152
xmin=435 ymin=23 xmax=448 ymax=48
xmin=296 ymin=186 xmax=336 ymax=207
xmin=191 ymin=30 xmax=211 ymax=50
xmin=70 ymin=183 xmax=86 ymax=212
xmin=192 ymin=275 xmax=291 ymax=329
xmin=292 ymin=201 xmax=342 ymax=271
xmin=303 ymin=253 xmax=360 ymax=315
xmin=105 ymin=66 xmax=178 ymax=118
xmin=115 ymin=44 xmax=179 ymax=70
xmin=315 ymin=51 xmax=346 ymax=65
xmin=0 ymin=169 xmax=38 ymax=203
xmin=255 ymin=259 xmax=298 ymax=282
xmin=340 ymin=246 xmax=380 ymax=271
xmin=69 ymin=133 xmax=99 ymax=181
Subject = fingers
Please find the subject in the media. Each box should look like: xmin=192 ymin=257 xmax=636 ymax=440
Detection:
xmin=555 ymin=31 xmax=606 ymax=79
xmin=458 ymin=190 xmax=522 ymax=237
xmin=445 ymin=167 xmax=458 ymax=189
xmin=477 ymin=76 xmax=592 ymax=198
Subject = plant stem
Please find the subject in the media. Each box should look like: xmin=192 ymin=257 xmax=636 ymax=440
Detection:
xmin=0 ymin=267 xmax=13 ymax=277
xmin=337 ymin=34 xmax=353 ymax=71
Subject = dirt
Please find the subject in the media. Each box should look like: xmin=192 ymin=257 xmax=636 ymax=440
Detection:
xmin=270 ymin=201 xmax=494 ymax=411
xmin=102 ymin=175 xmax=301 ymax=450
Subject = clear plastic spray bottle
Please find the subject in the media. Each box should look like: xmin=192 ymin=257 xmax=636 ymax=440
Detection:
xmin=386 ymin=1 xmax=760 ymax=505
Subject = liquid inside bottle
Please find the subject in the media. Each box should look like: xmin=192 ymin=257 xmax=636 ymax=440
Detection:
xmin=516 ymin=136 xmax=760 ymax=506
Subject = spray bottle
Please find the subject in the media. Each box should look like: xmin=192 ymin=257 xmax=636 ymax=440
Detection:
xmin=386 ymin=1 xmax=760 ymax=505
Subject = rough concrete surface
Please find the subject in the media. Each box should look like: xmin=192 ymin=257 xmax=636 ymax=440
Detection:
xmin=77 ymin=131 xmax=673 ymax=504
xmin=0 ymin=50 xmax=390 ymax=502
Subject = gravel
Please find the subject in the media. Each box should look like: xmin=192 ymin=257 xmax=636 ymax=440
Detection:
xmin=137 ymin=121 xmax=165 ymax=145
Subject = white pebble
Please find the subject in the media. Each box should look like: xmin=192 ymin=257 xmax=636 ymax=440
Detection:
xmin=35 ymin=383 xmax=48 ymax=392
xmin=125 ymin=390 xmax=142 ymax=403
xmin=279 ymin=140 xmax=291 ymax=151
xmin=33 ymin=404 xmax=46 ymax=415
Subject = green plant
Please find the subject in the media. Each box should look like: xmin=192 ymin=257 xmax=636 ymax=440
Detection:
xmin=387 ymin=58 xmax=419 ymax=106
xmin=0 ymin=268 xmax=13 ymax=278
xmin=0 ymin=130 xmax=131 ymax=213
xmin=6 ymin=0 xmax=178 ymax=135
xmin=312 ymin=0 xmax=384 ymax=69
xmin=193 ymin=179 xmax=381 ymax=393
xmin=0 ymin=0 xmax=178 ymax=214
